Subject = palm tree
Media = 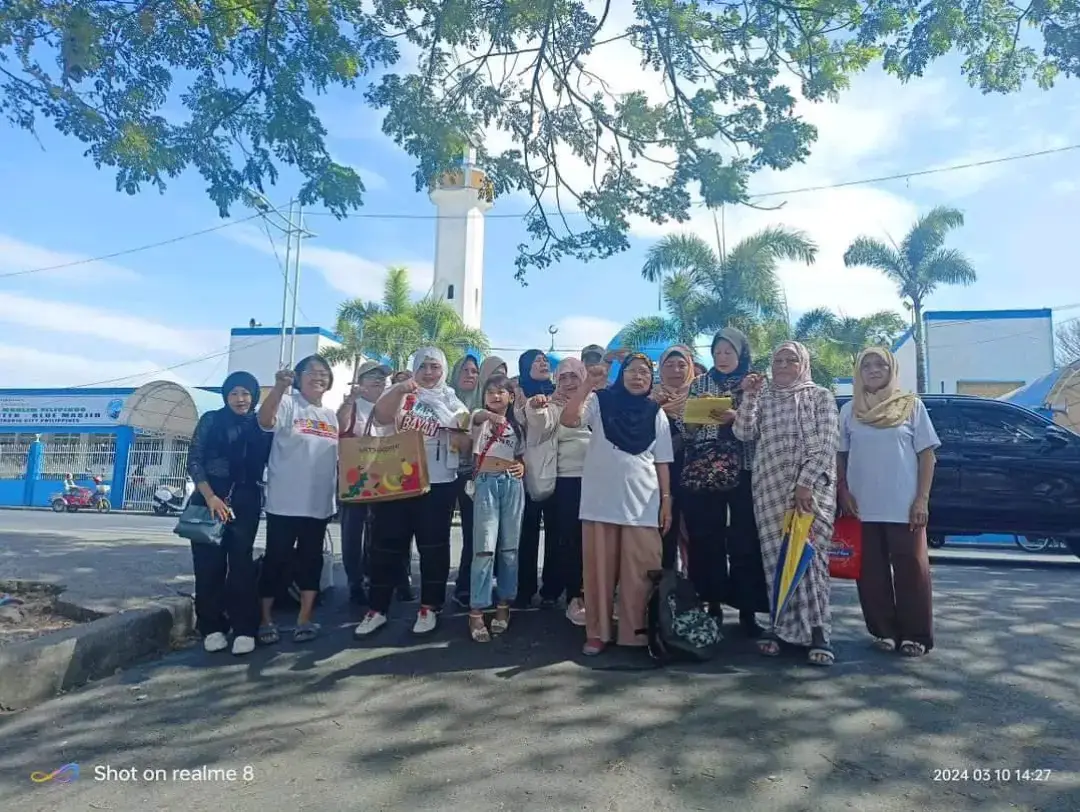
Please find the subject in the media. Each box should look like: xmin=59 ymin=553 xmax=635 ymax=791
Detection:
xmin=746 ymin=315 xmax=849 ymax=388
xmin=322 ymin=265 xmax=489 ymax=374
xmin=620 ymin=270 xmax=707 ymax=350
xmin=843 ymin=207 xmax=976 ymax=392
xmin=794 ymin=308 xmax=907 ymax=368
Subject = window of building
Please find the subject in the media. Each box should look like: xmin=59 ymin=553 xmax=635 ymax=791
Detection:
xmin=447 ymin=284 xmax=455 ymax=300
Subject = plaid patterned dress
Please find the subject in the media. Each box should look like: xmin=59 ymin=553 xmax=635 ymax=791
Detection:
xmin=734 ymin=384 xmax=840 ymax=646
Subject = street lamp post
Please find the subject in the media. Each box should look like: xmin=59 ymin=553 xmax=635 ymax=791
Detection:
xmin=243 ymin=191 xmax=316 ymax=368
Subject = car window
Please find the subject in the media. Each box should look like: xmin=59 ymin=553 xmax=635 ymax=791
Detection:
xmin=923 ymin=403 xmax=961 ymax=443
xmin=960 ymin=406 xmax=1045 ymax=445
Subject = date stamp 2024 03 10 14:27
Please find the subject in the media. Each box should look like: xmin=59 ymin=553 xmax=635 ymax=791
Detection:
xmin=932 ymin=768 xmax=1054 ymax=783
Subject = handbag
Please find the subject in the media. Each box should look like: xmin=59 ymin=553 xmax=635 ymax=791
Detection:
xmin=173 ymin=487 xmax=234 ymax=546
xmin=339 ymin=407 xmax=430 ymax=504
xmin=465 ymin=419 xmax=510 ymax=498
xmin=828 ymin=516 xmax=863 ymax=580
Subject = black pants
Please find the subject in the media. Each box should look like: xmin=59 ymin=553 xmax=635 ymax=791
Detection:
xmin=190 ymin=504 xmax=260 ymax=637
xmin=452 ymin=472 xmax=475 ymax=599
xmin=518 ymin=492 xmax=560 ymax=602
xmin=341 ymin=504 xmax=410 ymax=594
xmin=661 ymin=451 xmax=684 ymax=570
xmin=682 ymin=473 xmax=769 ymax=615
xmin=370 ymin=480 xmax=457 ymax=613
xmin=552 ymin=477 xmax=584 ymax=600
xmin=258 ymin=513 xmax=330 ymax=598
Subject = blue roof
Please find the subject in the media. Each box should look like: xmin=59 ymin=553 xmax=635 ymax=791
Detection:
xmin=1000 ymin=368 xmax=1063 ymax=412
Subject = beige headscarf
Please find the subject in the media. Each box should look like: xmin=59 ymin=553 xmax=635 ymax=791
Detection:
xmin=852 ymin=347 xmax=916 ymax=429
xmin=652 ymin=344 xmax=695 ymax=418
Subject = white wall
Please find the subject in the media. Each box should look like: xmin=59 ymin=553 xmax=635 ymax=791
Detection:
xmin=429 ymin=160 xmax=492 ymax=330
xmin=924 ymin=310 xmax=1054 ymax=396
xmin=894 ymin=328 xmax=918 ymax=392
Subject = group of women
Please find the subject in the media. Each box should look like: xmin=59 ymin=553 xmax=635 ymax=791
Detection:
xmin=185 ymin=331 xmax=940 ymax=666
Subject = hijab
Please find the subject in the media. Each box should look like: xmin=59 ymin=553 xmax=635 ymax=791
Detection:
xmin=554 ymin=357 xmax=588 ymax=397
xmin=411 ymin=346 xmax=466 ymax=425
xmin=652 ymin=344 xmax=694 ymax=419
xmin=853 ymin=347 xmax=916 ymax=428
xmin=595 ymin=353 xmax=660 ymax=455
xmin=450 ymin=353 xmax=483 ymax=412
xmin=477 ymin=355 xmax=507 ymax=393
xmin=518 ymin=349 xmax=556 ymax=397
xmin=770 ymin=341 xmax=816 ymax=396
xmin=218 ymin=371 xmax=263 ymax=485
xmin=709 ymin=327 xmax=752 ymax=391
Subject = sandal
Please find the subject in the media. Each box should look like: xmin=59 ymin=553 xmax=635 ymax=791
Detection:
xmin=468 ymin=614 xmax=490 ymax=643
xmin=808 ymin=645 xmax=835 ymax=666
xmin=899 ymin=640 xmax=927 ymax=657
xmin=257 ymin=624 xmax=280 ymax=645
xmin=757 ymin=634 xmax=781 ymax=657
xmin=293 ymin=622 xmax=320 ymax=643
xmin=872 ymin=637 xmax=896 ymax=652
xmin=490 ymin=605 xmax=510 ymax=635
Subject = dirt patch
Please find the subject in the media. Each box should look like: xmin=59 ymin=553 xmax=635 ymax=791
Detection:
xmin=0 ymin=585 xmax=81 ymax=648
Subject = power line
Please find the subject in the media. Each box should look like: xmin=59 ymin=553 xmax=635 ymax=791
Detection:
xmin=0 ymin=214 xmax=264 ymax=279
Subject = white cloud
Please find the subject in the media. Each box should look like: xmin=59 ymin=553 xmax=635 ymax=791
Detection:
xmin=357 ymin=167 xmax=388 ymax=191
xmin=0 ymin=234 xmax=141 ymax=283
xmin=908 ymin=132 xmax=1070 ymax=197
xmin=0 ymin=344 xmax=195 ymax=388
xmin=221 ymin=224 xmax=434 ymax=301
xmin=0 ymin=292 xmax=220 ymax=354
xmin=551 ymin=315 xmax=624 ymax=350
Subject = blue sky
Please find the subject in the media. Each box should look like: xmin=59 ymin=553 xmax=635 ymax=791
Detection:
xmin=1 ymin=45 xmax=1078 ymax=388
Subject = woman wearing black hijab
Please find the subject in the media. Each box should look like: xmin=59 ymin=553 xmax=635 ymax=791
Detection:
xmin=681 ymin=328 xmax=769 ymax=637
xmin=186 ymin=371 xmax=272 ymax=656
xmin=513 ymin=349 xmax=561 ymax=607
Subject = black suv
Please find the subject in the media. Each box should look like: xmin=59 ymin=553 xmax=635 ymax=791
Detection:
xmin=836 ymin=394 xmax=1080 ymax=560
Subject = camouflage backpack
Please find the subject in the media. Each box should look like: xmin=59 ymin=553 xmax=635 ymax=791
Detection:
xmin=645 ymin=569 xmax=721 ymax=664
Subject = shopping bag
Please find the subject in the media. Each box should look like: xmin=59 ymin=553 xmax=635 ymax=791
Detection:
xmin=828 ymin=516 xmax=863 ymax=580
xmin=338 ymin=411 xmax=429 ymax=504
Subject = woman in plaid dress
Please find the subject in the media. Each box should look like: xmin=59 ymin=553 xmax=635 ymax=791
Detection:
xmin=734 ymin=341 xmax=840 ymax=666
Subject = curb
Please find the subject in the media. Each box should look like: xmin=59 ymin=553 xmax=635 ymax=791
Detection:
xmin=0 ymin=595 xmax=194 ymax=712
xmin=930 ymin=552 xmax=1080 ymax=570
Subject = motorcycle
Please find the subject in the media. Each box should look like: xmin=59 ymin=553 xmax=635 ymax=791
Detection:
xmin=51 ymin=475 xmax=111 ymax=513
xmin=152 ymin=478 xmax=194 ymax=516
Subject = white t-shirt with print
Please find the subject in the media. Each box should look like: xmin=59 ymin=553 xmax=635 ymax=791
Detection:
xmin=472 ymin=418 xmax=524 ymax=463
xmin=579 ymin=394 xmax=674 ymax=528
xmin=399 ymin=398 xmax=468 ymax=485
xmin=264 ymin=392 xmax=339 ymax=519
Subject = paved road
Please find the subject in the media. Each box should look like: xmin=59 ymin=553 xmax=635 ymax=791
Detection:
xmin=1 ymin=518 xmax=1079 ymax=811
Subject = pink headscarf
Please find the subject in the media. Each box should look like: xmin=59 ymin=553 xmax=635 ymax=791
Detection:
xmin=555 ymin=357 xmax=588 ymax=395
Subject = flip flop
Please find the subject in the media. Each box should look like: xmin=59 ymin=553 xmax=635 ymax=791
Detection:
xmin=293 ymin=622 xmax=320 ymax=643
xmin=899 ymin=640 xmax=927 ymax=657
xmin=808 ymin=645 xmax=835 ymax=666
xmin=257 ymin=624 xmax=280 ymax=645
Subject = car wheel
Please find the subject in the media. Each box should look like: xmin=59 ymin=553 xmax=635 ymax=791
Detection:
xmin=1016 ymin=536 xmax=1052 ymax=553
xmin=927 ymin=535 xmax=946 ymax=549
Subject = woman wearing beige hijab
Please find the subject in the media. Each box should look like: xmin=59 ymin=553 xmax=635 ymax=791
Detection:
xmin=652 ymin=345 xmax=694 ymax=572
xmin=837 ymin=347 xmax=940 ymax=657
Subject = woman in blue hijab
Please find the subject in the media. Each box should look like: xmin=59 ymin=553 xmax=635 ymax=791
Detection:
xmin=186 ymin=371 xmax=272 ymax=656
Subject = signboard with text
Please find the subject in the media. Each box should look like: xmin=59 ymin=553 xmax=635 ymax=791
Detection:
xmin=0 ymin=395 xmax=126 ymax=428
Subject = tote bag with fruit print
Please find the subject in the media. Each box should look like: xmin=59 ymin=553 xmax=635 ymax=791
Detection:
xmin=337 ymin=405 xmax=430 ymax=504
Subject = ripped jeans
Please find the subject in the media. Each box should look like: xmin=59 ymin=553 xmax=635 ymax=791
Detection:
xmin=470 ymin=471 xmax=525 ymax=610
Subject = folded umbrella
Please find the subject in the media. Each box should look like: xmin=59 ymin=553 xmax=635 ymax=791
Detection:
xmin=771 ymin=510 xmax=816 ymax=629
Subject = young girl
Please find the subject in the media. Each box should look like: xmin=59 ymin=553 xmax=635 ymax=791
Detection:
xmin=468 ymin=374 xmax=526 ymax=642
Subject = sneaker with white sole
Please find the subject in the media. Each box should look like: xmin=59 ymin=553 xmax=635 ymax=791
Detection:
xmin=203 ymin=632 xmax=228 ymax=653
xmin=412 ymin=607 xmax=438 ymax=635
xmin=566 ymin=597 xmax=586 ymax=627
xmin=354 ymin=611 xmax=387 ymax=638
xmin=231 ymin=635 xmax=255 ymax=655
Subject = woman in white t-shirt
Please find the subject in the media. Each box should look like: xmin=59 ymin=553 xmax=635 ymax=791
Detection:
xmin=560 ymin=353 xmax=674 ymax=656
xmin=256 ymin=355 xmax=339 ymax=645
xmin=837 ymin=347 xmax=940 ymax=657
xmin=466 ymin=374 xmax=526 ymax=642
xmin=356 ymin=347 xmax=470 ymax=638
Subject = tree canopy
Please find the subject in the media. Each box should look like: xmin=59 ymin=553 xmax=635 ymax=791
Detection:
xmin=2 ymin=1 xmax=1074 ymax=274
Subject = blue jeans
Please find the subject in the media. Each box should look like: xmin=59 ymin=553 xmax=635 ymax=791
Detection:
xmin=470 ymin=471 xmax=525 ymax=610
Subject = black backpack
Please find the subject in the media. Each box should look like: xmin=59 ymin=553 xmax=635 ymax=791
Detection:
xmin=645 ymin=569 xmax=721 ymax=664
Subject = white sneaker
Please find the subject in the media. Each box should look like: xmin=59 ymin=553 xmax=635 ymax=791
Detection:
xmin=354 ymin=611 xmax=387 ymax=638
xmin=231 ymin=635 xmax=255 ymax=655
xmin=566 ymin=598 xmax=586 ymax=627
xmin=203 ymin=632 xmax=228 ymax=653
xmin=412 ymin=607 xmax=438 ymax=635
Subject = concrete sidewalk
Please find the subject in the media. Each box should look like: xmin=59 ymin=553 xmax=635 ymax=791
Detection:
xmin=1 ymin=564 xmax=1079 ymax=812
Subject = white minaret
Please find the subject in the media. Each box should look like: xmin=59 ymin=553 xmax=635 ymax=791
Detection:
xmin=428 ymin=145 xmax=493 ymax=329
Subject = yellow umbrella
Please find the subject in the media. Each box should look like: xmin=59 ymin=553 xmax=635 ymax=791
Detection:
xmin=771 ymin=510 xmax=816 ymax=628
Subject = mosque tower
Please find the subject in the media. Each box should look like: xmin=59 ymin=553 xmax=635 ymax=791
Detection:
xmin=428 ymin=144 xmax=493 ymax=330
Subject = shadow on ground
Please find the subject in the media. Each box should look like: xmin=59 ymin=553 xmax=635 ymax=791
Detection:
xmin=1 ymin=564 xmax=1078 ymax=812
